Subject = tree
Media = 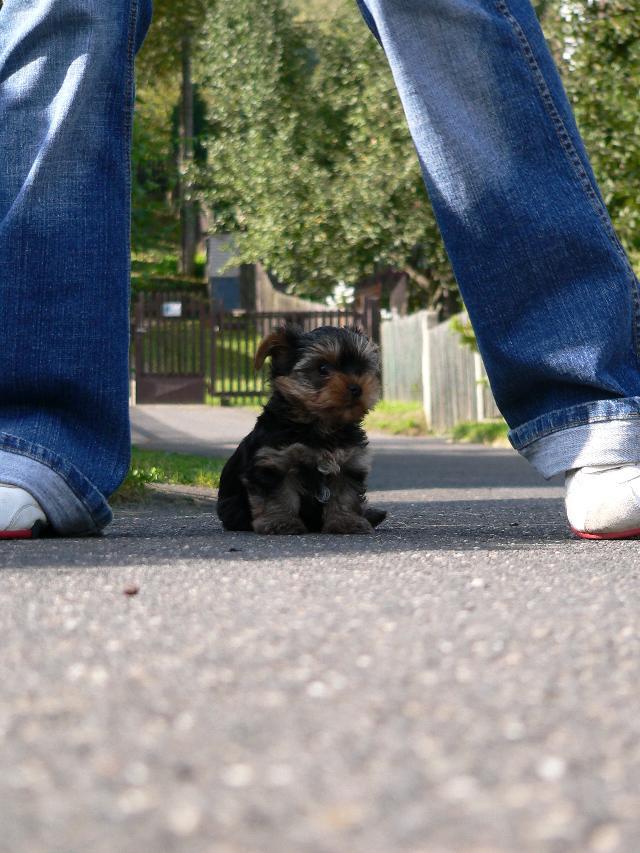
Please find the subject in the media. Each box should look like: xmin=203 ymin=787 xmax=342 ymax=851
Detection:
xmin=136 ymin=0 xmax=211 ymax=276
xmin=136 ymin=0 xmax=639 ymax=309
xmin=197 ymin=0 xmax=458 ymax=312
xmin=545 ymin=1 xmax=640 ymax=265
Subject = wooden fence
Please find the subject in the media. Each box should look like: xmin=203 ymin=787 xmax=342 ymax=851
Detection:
xmin=381 ymin=310 xmax=501 ymax=432
xmin=131 ymin=292 xmax=381 ymax=404
xmin=210 ymin=307 xmax=375 ymax=399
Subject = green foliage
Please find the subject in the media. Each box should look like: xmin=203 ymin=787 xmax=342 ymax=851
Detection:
xmin=133 ymin=0 xmax=214 ymax=274
xmin=197 ymin=0 xmax=456 ymax=307
xmin=449 ymin=313 xmax=479 ymax=352
xmin=132 ymin=91 xmax=174 ymax=199
xmin=131 ymin=204 xmax=207 ymax=292
xmin=132 ymin=21 xmax=181 ymax=252
xmin=138 ymin=0 xmax=211 ymax=77
xmin=132 ymin=0 xmax=640 ymax=311
xmin=131 ymin=84 xmax=178 ymax=240
xmin=542 ymin=1 xmax=640 ymax=259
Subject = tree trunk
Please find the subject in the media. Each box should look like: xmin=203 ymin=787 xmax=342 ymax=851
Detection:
xmin=178 ymin=34 xmax=197 ymax=277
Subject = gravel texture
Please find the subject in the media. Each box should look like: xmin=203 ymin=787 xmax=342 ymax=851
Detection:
xmin=1 ymin=409 xmax=638 ymax=853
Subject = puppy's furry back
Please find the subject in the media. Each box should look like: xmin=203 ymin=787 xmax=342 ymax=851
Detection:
xmin=216 ymin=434 xmax=255 ymax=531
xmin=217 ymin=401 xmax=368 ymax=532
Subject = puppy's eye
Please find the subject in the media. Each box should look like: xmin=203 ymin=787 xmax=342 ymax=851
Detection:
xmin=318 ymin=363 xmax=331 ymax=376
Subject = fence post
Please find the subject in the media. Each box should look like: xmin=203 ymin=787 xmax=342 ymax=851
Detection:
xmin=132 ymin=293 xmax=146 ymax=405
xmin=420 ymin=310 xmax=439 ymax=431
xmin=473 ymin=350 xmax=485 ymax=422
xmin=364 ymin=297 xmax=381 ymax=344
xmin=210 ymin=305 xmax=218 ymax=396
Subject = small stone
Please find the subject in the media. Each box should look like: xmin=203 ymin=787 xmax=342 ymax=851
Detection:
xmin=166 ymin=800 xmax=202 ymax=836
xmin=261 ymin=690 xmax=285 ymax=708
xmin=536 ymin=755 xmax=566 ymax=781
xmin=503 ymin=718 xmax=525 ymax=741
xmin=267 ymin=764 xmax=294 ymax=787
xmin=123 ymin=584 xmax=139 ymax=597
xmin=90 ymin=666 xmax=109 ymax=686
xmin=532 ymin=625 xmax=551 ymax=639
xmin=117 ymin=787 xmax=151 ymax=815
xmin=123 ymin=762 xmax=149 ymax=786
xmin=174 ymin=762 xmax=194 ymax=780
xmin=589 ymin=822 xmax=621 ymax=852
xmin=222 ymin=763 xmax=254 ymax=788
xmin=441 ymin=775 xmax=477 ymax=800
xmin=66 ymin=662 xmax=86 ymax=682
xmin=469 ymin=577 xmax=485 ymax=589
xmin=174 ymin=711 xmax=194 ymax=732
xmin=455 ymin=665 xmax=472 ymax=683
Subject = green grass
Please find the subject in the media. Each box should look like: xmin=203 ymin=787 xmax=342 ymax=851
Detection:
xmin=131 ymin=205 xmax=206 ymax=294
xmin=113 ymin=447 xmax=226 ymax=502
xmin=365 ymin=400 xmax=428 ymax=436
xmin=209 ymin=328 xmax=268 ymax=396
xmin=206 ymin=395 xmax=264 ymax=409
xmin=450 ymin=419 xmax=510 ymax=446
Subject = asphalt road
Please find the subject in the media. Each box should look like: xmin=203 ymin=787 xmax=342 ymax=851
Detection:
xmin=1 ymin=406 xmax=639 ymax=853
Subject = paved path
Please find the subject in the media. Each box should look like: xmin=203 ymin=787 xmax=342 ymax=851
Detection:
xmin=2 ymin=406 xmax=639 ymax=852
xmin=131 ymin=404 xmax=259 ymax=458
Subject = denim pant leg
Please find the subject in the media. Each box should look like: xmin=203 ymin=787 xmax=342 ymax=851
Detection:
xmin=0 ymin=0 xmax=152 ymax=533
xmin=356 ymin=0 xmax=640 ymax=477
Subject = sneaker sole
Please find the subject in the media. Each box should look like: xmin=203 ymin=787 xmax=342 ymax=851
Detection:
xmin=0 ymin=520 xmax=48 ymax=540
xmin=570 ymin=524 xmax=640 ymax=540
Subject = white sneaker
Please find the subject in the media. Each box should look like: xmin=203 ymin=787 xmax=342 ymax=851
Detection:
xmin=0 ymin=485 xmax=48 ymax=539
xmin=565 ymin=463 xmax=640 ymax=539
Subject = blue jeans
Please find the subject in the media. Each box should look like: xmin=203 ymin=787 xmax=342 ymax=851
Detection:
xmin=357 ymin=0 xmax=640 ymax=475
xmin=0 ymin=0 xmax=151 ymax=534
xmin=1 ymin=0 xmax=639 ymax=535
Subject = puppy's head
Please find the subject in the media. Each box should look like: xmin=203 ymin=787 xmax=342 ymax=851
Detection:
xmin=255 ymin=324 xmax=381 ymax=424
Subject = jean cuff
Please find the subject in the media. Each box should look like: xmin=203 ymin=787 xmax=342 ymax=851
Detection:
xmin=0 ymin=434 xmax=112 ymax=535
xmin=508 ymin=396 xmax=640 ymax=478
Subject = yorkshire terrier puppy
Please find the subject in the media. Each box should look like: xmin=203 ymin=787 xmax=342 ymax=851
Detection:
xmin=217 ymin=324 xmax=387 ymax=535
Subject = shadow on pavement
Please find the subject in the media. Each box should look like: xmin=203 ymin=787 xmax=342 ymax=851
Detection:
xmin=1 ymin=496 xmax=597 ymax=571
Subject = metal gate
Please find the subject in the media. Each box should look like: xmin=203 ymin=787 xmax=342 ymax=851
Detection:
xmin=132 ymin=293 xmax=381 ymax=404
xmin=132 ymin=292 xmax=209 ymax=404
xmin=209 ymin=299 xmax=380 ymax=401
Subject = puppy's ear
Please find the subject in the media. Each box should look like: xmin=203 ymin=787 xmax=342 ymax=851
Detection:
xmin=347 ymin=323 xmax=369 ymax=341
xmin=255 ymin=325 xmax=300 ymax=372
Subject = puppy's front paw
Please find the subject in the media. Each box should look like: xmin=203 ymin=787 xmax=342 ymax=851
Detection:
xmin=253 ymin=518 xmax=308 ymax=535
xmin=322 ymin=515 xmax=374 ymax=535
xmin=363 ymin=505 xmax=387 ymax=528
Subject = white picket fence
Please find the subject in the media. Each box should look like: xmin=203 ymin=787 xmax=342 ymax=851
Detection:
xmin=381 ymin=310 xmax=501 ymax=432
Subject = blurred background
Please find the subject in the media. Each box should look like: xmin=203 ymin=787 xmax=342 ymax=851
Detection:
xmin=129 ymin=0 xmax=639 ymax=434
xmin=132 ymin=0 xmax=639 ymax=315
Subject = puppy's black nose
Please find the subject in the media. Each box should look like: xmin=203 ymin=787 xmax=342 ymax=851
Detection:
xmin=349 ymin=384 xmax=362 ymax=399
